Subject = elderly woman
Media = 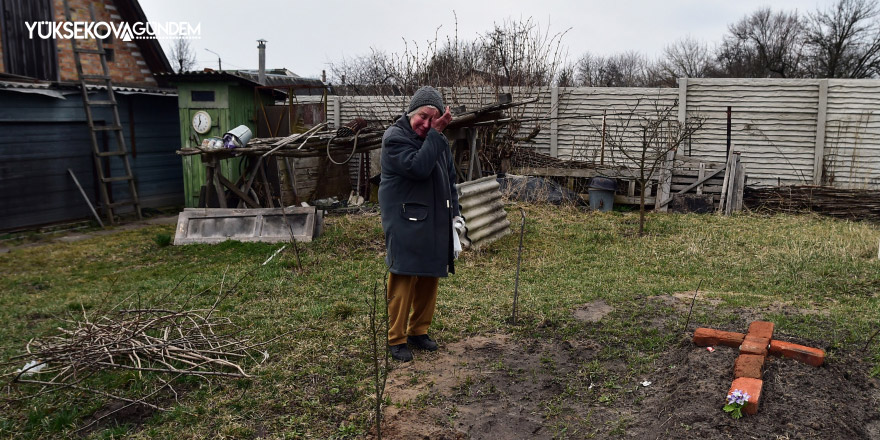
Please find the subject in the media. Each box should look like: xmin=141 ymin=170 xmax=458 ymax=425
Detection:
xmin=379 ymin=86 xmax=463 ymax=362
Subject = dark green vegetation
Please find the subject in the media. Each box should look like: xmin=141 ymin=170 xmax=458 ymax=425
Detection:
xmin=1 ymin=205 xmax=879 ymax=438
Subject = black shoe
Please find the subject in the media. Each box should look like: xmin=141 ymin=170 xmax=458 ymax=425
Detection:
xmin=407 ymin=334 xmax=438 ymax=351
xmin=389 ymin=343 xmax=413 ymax=362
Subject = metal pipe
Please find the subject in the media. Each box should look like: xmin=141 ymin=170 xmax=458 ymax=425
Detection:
xmin=726 ymin=106 xmax=732 ymax=156
xmin=257 ymin=39 xmax=267 ymax=85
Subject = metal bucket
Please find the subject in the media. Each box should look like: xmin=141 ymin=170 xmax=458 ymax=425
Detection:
xmin=223 ymin=125 xmax=253 ymax=148
xmin=588 ymin=177 xmax=617 ymax=212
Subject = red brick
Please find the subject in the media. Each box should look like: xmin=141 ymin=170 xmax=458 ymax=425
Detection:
xmin=729 ymin=377 xmax=763 ymax=415
xmin=734 ymin=354 xmax=765 ymax=379
xmin=46 ymin=0 xmax=160 ymax=87
xmin=693 ymin=328 xmax=746 ymax=348
xmin=747 ymin=321 xmax=774 ymax=340
xmin=768 ymin=340 xmax=825 ymax=367
xmin=740 ymin=335 xmax=769 ymax=356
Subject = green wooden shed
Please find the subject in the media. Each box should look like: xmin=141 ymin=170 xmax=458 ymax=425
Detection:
xmin=158 ymin=70 xmax=325 ymax=207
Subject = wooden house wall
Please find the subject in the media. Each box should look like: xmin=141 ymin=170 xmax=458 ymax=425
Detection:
xmin=0 ymin=90 xmax=180 ymax=230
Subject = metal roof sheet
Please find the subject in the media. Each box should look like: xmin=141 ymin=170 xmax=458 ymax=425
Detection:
xmin=0 ymin=80 xmax=176 ymax=99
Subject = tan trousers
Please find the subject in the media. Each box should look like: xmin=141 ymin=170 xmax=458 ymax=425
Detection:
xmin=387 ymin=273 xmax=439 ymax=346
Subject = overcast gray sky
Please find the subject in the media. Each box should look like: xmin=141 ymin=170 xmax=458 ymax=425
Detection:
xmin=139 ymin=0 xmax=839 ymax=80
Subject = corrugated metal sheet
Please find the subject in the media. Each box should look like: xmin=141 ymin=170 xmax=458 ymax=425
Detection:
xmin=156 ymin=70 xmax=325 ymax=90
xmin=455 ymin=175 xmax=510 ymax=250
xmin=0 ymin=80 xmax=177 ymax=97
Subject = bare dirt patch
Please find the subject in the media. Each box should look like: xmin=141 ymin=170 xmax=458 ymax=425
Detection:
xmin=380 ymin=303 xmax=880 ymax=439
xmin=383 ymin=334 xmax=600 ymax=439
xmin=573 ymin=299 xmax=614 ymax=323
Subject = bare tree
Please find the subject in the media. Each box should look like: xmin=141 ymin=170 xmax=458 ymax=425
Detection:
xmin=554 ymin=62 xmax=577 ymax=87
xmin=659 ymin=36 xmax=713 ymax=81
xmin=574 ymin=52 xmax=606 ymax=86
xmin=324 ymin=17 xmax=571 ymax=176
xmin=605 ymin=51 xmax=651 ymax=86
xmin=717 ymin=7 xmax=806 ymax=78
xmin=169 ymin=38 xmax=197 ymax=73
xmin=574 ymin=51 xmax=657 ymax=87
xmin=805 ymin=0 xmax=880 ymax=78
xmin=476 ymin=18 xmax=569 ymax=88
xmin=598 ymin=99 xmax=704 ymax=235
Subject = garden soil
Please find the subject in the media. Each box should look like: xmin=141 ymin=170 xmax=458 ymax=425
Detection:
xmin=379 ymin=299 xmax=880 ymax=439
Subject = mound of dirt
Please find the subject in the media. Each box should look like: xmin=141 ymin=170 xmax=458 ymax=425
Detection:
xmin=380 ymin=315 xmax=880 ymax=438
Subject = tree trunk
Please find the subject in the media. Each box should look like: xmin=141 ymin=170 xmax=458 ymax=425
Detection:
xmin=639 ymin=180 xmax=646 ymax=235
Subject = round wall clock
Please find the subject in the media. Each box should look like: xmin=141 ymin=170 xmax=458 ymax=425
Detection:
xmin=192 ymin=111 xmax=212 ymax=134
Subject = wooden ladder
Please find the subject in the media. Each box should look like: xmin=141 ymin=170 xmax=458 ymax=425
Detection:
xmin=62 ymin=1 xmax=141 ymax=224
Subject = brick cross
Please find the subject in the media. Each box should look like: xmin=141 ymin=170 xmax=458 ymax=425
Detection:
xmin=693 ymin=321 xmax=825 ymax=415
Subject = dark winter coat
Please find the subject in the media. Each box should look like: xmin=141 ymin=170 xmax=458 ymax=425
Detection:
xmin=379 ymin=114 xmax=460 ymax=277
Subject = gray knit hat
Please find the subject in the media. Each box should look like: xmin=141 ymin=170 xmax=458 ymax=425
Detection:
xmin=407 ymin=86 xmax=444 ymax=115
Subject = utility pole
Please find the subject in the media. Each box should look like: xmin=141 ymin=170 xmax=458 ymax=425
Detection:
xmin=205 ymin=48 xmax=222 ymax=70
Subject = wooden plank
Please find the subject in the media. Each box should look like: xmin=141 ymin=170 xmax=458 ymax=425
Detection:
xmin=717 ymin=149 xmax=734 ymax=214
xmin=580 ymin=193 xmax=656 ymax=206
xmin=216 ymin=173 xmax=261 ymax=208
xmin=733 ymin=162 xmax=746 ymax=212
xmin=661 ymin=165 xmax=727 ymax=207
xmin=697 ymin=163 xmax=705 ymax=195
xmin=510 ymin=167 xmax=645 ymax=180
xmin=672 ymin=179 xmax=721 ymax=194
xmin=724 ymin=153 xmax=741 ymax=215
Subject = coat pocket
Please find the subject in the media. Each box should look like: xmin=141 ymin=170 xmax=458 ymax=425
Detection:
xmin=400 ymin=202 xmax=428 ymax=221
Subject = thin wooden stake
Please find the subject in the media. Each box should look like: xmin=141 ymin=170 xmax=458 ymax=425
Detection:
xmin=512 ymin=208 xmax=526 ymax=325
xmin=864 ymin=326 xmax=880 ymax=351
xmin=278 ymin=199 xmax=303 ymax=271
xmin=68 ymin=168 xmax=104 ymax=228
xmin=683 ymin=280 xmax=703 ymax=334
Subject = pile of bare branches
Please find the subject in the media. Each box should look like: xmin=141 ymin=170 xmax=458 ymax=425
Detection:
xmin=10 ymin=307 xmax=259 ymax=381
xmin=744 ymin=185 xmax=880 ymax=221
xmin=177 ymin=127 xmax=385 ymax=159
xmin=2 ymin=279 xmax=273 ymax=429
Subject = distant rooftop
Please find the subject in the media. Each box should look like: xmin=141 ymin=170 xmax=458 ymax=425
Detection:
xmin=156 ymin=69 xmax=326 ymax=91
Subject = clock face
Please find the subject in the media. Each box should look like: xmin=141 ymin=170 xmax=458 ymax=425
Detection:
xmin=192 ymin=111 xmax=212 ymax=134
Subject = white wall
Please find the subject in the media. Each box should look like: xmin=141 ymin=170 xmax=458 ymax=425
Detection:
xmin=326 ymin=79 xmax=880 ymax=189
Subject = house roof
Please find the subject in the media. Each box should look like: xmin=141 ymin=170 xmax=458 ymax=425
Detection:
xmin=113 ymin=0 xmax=174 ymax=75
xmin=156 ymin=70 xmax=327 ymax=91
xmin=0 ymin=74 xmax=176 ymax=99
